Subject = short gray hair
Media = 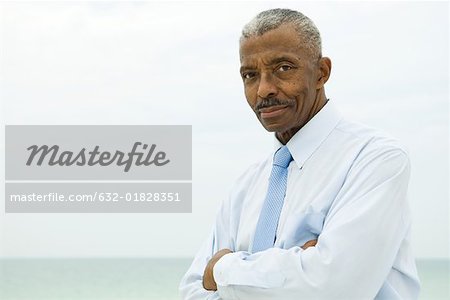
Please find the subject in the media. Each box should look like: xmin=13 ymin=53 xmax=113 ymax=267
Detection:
xmin=241 ymin=8 xmax=322 ymax=59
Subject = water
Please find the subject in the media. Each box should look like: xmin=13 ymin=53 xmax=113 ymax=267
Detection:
xmin=0 ymin=258 xmax=191 ymax=300
xmin=0 ymin=258 xmax=448 ymax=299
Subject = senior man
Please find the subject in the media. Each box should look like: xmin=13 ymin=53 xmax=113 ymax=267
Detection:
xmin=180 ymin=8 xmax=420 ymax=300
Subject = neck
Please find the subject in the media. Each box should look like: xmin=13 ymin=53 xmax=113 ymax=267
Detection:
xmin=276 ymin=90 xmax=328 ymax=145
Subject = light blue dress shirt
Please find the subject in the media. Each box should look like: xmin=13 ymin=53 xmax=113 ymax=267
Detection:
xmin=180 ymin=102 xmax=420 ymax=300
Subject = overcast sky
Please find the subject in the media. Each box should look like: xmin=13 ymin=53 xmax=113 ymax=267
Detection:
xmin=0 ymin=1 xmax=448 ymax=259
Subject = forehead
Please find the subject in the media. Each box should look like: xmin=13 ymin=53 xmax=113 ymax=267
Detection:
xmin=239 ymin=24 xmax=310 ymax=64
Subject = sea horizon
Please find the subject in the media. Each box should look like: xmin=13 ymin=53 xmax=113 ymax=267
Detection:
xmin=1 ymin=257 xmax=448 ymax=300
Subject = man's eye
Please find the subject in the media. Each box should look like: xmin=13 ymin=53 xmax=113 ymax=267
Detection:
xmin=278 ymin=65 xmax=293 ymax=72
xmin=242 ymin=72 xmax=256 ymax=80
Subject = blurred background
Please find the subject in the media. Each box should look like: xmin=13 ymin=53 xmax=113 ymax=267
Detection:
xmin=0 ymin=1 xmax=448 ymax=299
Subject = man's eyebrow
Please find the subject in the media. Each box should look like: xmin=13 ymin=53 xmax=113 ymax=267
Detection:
xmin=240 ymin=56 xmax=299 ymax=72
xmin=240 ymin=65 xmax=255 ymax=73
xmin=269 ymin=56 xmax=298 ymax=64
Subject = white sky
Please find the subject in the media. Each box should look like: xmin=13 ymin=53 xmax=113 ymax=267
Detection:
xmin=0 ymin=1 xmax=448 ymax=259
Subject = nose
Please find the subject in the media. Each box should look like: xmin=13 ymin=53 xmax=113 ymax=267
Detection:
xmin=257 ymin=73 xmax=278 ymax=99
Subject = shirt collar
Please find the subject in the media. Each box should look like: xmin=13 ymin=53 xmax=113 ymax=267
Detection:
xmin=274 ymin=100 xmax=342 ymax=169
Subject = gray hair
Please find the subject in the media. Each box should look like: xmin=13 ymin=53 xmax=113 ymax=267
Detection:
xmin=241 ymin=8 xmax=322 ymax=59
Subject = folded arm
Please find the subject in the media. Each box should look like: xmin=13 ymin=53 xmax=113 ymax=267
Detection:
xmin=203 ymin=240 xmax=318 ymax=291
xmin=211 ymin=149 xmax=411 ymax=300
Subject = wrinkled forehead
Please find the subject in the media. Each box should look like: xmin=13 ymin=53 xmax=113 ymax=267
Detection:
xmin=239 ymin=24 xmax=311 ymax=62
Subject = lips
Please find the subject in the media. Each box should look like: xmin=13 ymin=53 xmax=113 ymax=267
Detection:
xmin=258 ymin=105 xmax=289 ymax=118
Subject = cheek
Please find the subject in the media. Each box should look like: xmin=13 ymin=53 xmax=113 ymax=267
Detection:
xmin=282 ymin=69 xmax=316 ymax=96
xmin=281 ymin=81 xmax=308 ymax=101
xmin=244 ymin=86 xmax=257 ymax=108
xmin=281 ymin=83 xmax=312 ymax=117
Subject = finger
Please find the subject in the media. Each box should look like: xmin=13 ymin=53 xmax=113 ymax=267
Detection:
xmin=301 ymin=239 xmax=318 ymax=249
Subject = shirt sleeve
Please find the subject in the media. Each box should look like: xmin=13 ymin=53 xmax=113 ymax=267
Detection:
xmin=178 ymin=228 xmax=223 ymax=300
xmin=213 ymin=147 xmax=412 ymax=300
xmin=179 ymin=176 xmax=236 ymax=300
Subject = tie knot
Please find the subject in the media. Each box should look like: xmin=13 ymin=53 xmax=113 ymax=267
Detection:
xmin=273 ymin=146 xmax=292 ymax=168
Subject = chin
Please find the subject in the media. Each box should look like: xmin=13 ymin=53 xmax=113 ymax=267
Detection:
xmin=260 ymin=121 xmax=287 ymax=133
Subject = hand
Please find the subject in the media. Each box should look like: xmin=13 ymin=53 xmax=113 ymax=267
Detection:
xmin=202 ymin=241 xmax=315 ymax=291
xmin=301 ymin=239 xmax=317 ymax=250
xmin=203 ymin=248 xmax=233 ymax=291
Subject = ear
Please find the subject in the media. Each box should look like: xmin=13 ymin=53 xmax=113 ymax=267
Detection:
xmin=316 ymin=57 xmax=332 ymax=89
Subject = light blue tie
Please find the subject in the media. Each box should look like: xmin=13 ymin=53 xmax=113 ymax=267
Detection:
xmin=252 ymin=146 xmax=293 ymax=253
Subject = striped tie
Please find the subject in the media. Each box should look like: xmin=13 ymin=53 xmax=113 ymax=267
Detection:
xmin=252 ymin=146 xmax=293 ymax=253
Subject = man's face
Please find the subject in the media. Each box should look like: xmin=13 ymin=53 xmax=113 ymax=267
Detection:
xmin=239 ymin=24 xmax=322 ymax=135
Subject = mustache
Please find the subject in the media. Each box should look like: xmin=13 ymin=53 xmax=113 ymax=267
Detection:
xmin=255 ymin=98 xmax=293 ymax=110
